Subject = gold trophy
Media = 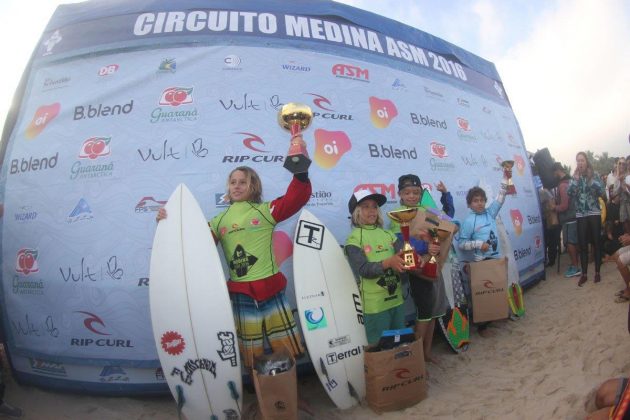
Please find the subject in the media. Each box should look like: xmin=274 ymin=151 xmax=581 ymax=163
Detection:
xmin=278 ymin=102 xmax=313 ymax=174
xmin=422 ymin=228 xmax=450 ymax=278
xmin=387 ymin=208 xmax=419 ymax=269
xmin=501 ymin=160 xmax=517 ymax=195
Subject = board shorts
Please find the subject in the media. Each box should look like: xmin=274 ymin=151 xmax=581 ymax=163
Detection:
xmin=562 ymin=221 xmax=578 ymax=246
xmin=619 ymin=246 xmax=630 ymax=266
xmin=409 ymin=273 xmax=449 ymax=322
xmin=230 ymin=290 xmax=304 ymax=368
xmin=363 ymin=304 xmax=405 ymax=345
xmin=611 ymin=377 xmax=630 ymax=420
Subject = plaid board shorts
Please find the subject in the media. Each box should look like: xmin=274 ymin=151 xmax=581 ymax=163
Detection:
xmin=230 ymin=291 xmax=304 ymax=368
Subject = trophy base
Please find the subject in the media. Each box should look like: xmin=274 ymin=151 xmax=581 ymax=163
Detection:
xmin=283 ymin=154 xmax=311 ymax=174
xmin=422 ymin=261 xmax=438 ymax=278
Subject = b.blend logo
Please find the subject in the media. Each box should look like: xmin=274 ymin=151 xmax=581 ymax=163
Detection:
xmin=74 ymin=100 xmax=133 ymax=121
xmin=10 ymin=152 xmax=59 ymax=175
xmin=409 ymin=112 xmax=447 ymax=129
xmin=25 ymin=103 xmax=60 ymax=139
xmin=313 ymin=129 xmax=351 ymax=169
xmin=369 ymin=97 xmax=398 ymax=128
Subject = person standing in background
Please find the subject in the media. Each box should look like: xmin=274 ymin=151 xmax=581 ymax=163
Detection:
xmin=568 ymin=152 xmax=604 ymax=286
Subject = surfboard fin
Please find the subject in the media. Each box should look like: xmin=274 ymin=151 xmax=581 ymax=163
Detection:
xmin=348 ymin=381 xmax=362 ymax=405
xmin=228 ymin=380 xmax=242 ymax=416
xmin=175 ymin=384 xmax=185 ymax=420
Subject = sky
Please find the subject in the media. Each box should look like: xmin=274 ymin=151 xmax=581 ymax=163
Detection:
xmin=1 ymin=0 xmax=628 ymax=168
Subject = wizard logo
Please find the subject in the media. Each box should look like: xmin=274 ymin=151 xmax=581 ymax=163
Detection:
xmin=230 ymin=244 xmax=257 ymax=277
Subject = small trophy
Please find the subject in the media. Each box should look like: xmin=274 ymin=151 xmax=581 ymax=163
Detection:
xmin=387 ymin=208 xmax=419 ymax=269
xmin=501 ymin=160 xmax=516 ymax=195
xmin=422 ymin=228 xmax=450 ymax=278
xmin=278 ymin=102 xmax=313 ymax=174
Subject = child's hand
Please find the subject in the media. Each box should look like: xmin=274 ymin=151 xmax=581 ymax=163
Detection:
xmin=156 ymin=207 xmax=168 ymax=223
xmin=436 ymin=181 xmax=448 ymax=193
xmin=480 ymin=242 xmax=490 ymax=252
xmin=382 ymin=254 xmax=407 ymax=273
xmin=428 ymin=243 xmax=441 ymax=256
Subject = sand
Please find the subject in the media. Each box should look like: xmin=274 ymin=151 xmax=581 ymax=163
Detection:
xmin=3 ymin=260 xmax=629 ymax=419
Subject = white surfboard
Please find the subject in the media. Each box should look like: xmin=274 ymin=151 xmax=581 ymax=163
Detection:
xmin=292 ymin=210 xmax=367 ymax=409
xmin=150 ymin=184 xmax=242 ymax=420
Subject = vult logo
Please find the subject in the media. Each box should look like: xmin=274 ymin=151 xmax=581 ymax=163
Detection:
xmin=369 ymin=97 xmax=398 ymax=128
xmin=25 ymin=103 xmax=60 ymax=139
xmin=16 ymin=248 xmax=39 ymax=275
xmin=159 ymin=87 xmax=193 ymax=106
xmin=313 ymin=129 xmax=351 ymax=169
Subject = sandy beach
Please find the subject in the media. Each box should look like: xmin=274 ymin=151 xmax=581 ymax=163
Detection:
xmin=3 ymin=260 xmax=629 ymax=419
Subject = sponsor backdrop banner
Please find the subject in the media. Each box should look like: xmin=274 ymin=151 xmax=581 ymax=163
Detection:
xmin=0 ymin=0 xmax=543 ymax=393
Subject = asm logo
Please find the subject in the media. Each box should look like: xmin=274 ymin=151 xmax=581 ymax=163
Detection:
xmin=237 ymin=132 xmax=267 ymax=152
xmin=393 ymin=368 xmax=413 ymax=379
xmin=332 ymin=64 xmax=369 ymax=81
xmin=75 ymin=311 xmax=110 ymax=335
xmin=354 ymin=184 xmax=396 ymax=200
xmin=483 ymin=280 xmax=495 ymax=289
xmin=305 ymin=93 xmax=334 ymax=111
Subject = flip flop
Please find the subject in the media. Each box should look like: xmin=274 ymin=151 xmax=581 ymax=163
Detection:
xmin=615 ymin=295 xmax=630 ymax=303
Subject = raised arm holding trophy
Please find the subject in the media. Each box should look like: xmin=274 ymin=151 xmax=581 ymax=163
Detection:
xmin=278 ymin=102 xmax=312 ymax=174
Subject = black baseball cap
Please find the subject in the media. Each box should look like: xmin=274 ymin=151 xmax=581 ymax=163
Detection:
xmin=348 ymin=189 xmax=387 ymax=214
xmin=398 ymin=174 xmax=422 ymax=191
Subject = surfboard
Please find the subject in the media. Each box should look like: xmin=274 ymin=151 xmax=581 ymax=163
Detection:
xmin=292 ymin=209 xmax=367 ymax=409
xmin=150 ymin=184 xmax=242 ymax=420
xmin=496 ymin=215 xmax=525 ymax=317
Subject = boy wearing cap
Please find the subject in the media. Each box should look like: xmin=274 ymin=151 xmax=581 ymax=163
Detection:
xmin=389 ymin=174 xmax=453 ymax=364
xmin=345 ymin=190 xmax=408 ymax=345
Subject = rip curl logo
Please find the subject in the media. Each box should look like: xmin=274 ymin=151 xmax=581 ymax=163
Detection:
xmin=217 ymin=331 xmax=237 ymax=366
xmin=230 ymin=244 xmax=258 ymax=277
xmin=161 ymin=331 xmax=185 ymax=356
xmin=483 ymin=280 xmax=495 ymax=289
xmin=394 ymin=368 xmax=413 ymax=379
xmin=171 ymin=358 xmax=216 ymax=385
xmin=75 ymin=311 xmax=110 ymax=335
xmin=238 ymin=132 xmax=267 ymax=152
xmin=306 ymin=93 xmax=334 ymax=111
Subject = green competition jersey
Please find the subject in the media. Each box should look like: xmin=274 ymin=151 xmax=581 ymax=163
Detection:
xmin=210 ymin=201 xmax=277 ymax=282
xmin=346 ymin=225 xmax=403 ymax=314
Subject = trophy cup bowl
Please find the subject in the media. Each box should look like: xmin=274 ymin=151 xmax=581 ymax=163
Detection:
xmin=387 ymin=208 xmax=419 ymax=269
xmin=278 ymin=103 xmax=313 ymax=174
xmin=501 ymin=160 xmax=517 ymax=195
